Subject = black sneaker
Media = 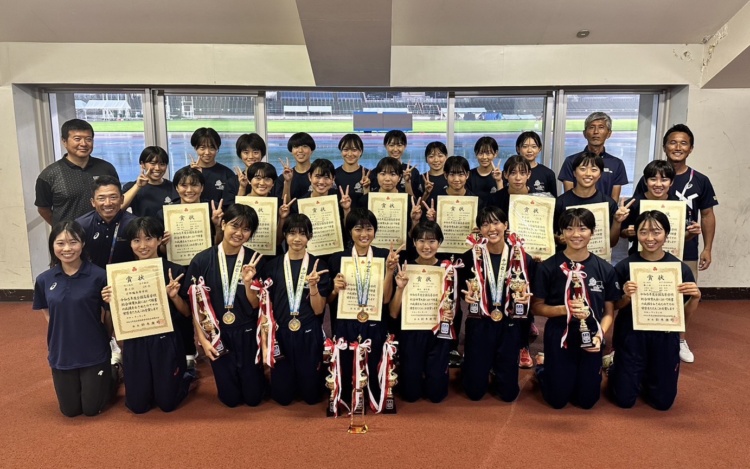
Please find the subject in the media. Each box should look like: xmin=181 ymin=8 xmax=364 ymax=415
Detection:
xmin=449 ymin=350 xmax=463 ymax=368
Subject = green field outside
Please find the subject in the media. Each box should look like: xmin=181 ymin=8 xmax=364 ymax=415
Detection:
xmin=90 ymin=119 xmax=638 ymax=134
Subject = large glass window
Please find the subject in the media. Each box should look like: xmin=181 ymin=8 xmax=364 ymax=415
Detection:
xmin=266 ymin=91 xmax=448 ymax=174
xmin=49 ymin=91 xmax=146 ymax=185
xmin=454 ymin=95 xmax=547 ymax=169
xmin=562 ymin=93 xmax=658 ymax=197
xmin=164 ymin=94 xmax=256 ymax=177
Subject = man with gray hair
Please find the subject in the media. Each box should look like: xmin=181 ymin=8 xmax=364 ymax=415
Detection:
xmin=558 ymin=112 xmax=628 ymax=201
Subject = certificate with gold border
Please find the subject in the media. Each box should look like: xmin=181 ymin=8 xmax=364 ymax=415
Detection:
xmin=106 ymin=258 xmax=173 ymax=341
xmin=235 ymin=196 xmax=278 ymax=256
xmin=369 ymin=192 xmax=408 ymax=249
xmin=163 ymin=203 xmax=211 ymax=265
xmin=569 ymin=202 xmax=611 ymax=261
xmin=401 ymin=265 xmax=444 ymax=331
xmin=336 ymin=257 xmax=385 ymax=322
xmin=297 ymin=195 xmax=344 ymax=256
xmin=639 ymin=200 xmax=686 ymax=260
xmin=436 ymin=195 xmax=478 ymax=254
xmin=509 ymin=195 xmax=555 ymax=260
xmin=630 ymin=262 xmax=685 ymax=332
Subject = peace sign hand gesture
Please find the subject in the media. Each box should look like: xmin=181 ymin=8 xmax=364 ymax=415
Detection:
xmin=279 ymin=194 xmax=297 ymax=220
xmin=360 ymin=168 xmax=371 ymax=193
xmin=387 ymin=241 xmax=405 ymax=271
xmin=615 ymin=198 xmax=635 ymax=223
xmin=211 ymin=199 xmax=224 ymax=227
xmin=422 ymin=198 xmax=436 ymax=222
xmin=279 ymin=158 xmax=293 ymax=182
xmin=137 ymin=168 xmax=151 ymax=187
xmin=410 ymin=196 xmax=423 ymax=223
xmin=235 ymin=166 xmax=249 ymax=191
xmin=403 ymin=162 xmax=414 ymax=184
xmin=422 ymin=173 xmax=435 ymax=198
xmin=491 ymin=161 xmax=504 ymax=183
xmin=189 ymin=156 xmax=203 ymax=172
xmin=395 ymin=261 xmax=409 ymax=289
xmin=306 ymin=259 xmax=330 ymax=291
xmin=242 ymin=252 xmax=264 ymax=284
xmin=339 ymin=185 xmax=352 ymax=211
xmin=166 ymin=268 xmax=185 ymax=299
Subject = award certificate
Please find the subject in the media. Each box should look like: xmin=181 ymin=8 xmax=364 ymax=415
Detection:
xmin=337 ymin=256 xmax=385 ymax=322
xmin=369 ymin=192 xmax=408 ymax=249
xmin=436 ymin=195 xmax=478 ymax=254
xmin=569 ymin=202 xmax=611 ymax=261
xmin=298 ymin=195 xmax=344 ymax=256
xmin=630 ymin=262 xmax=685 ymax=332
xmin=401 ymin=265 xmax=444 ymax=331
xmin=235 ymin=196 xmax=278 ymax=256
xmin=163 ymin=203 xmax=211 ymax=265
xmin=106 ymin=258 xmax=174 ymax=341
xmin=508 ymin=195 xmax=555 ymax=260
xmin=639 ymin=200 xmax=686 ymax=260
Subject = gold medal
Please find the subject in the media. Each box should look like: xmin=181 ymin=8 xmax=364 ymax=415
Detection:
xmin=288 ymin=317 xmax=301 ymax=332
xmin=490 ymin=308 xmax=503 ymax=322
xmin=357 ymin=308 xmax=369 ymax=323
xmin=223 ymin=311 xmax=236 ymax=325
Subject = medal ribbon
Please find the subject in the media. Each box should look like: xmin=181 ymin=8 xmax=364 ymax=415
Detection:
xmin=352 ymin=247 xmax=373 ymax=308
xmin=482 ymin=237 xmax=510 ymax=316
xmin=325 ymin=337 xmax=350 ymax=417
xmin=218 ymin=244 xmax=245 ymax=311
xmin=432 ymin=258 xmax=464 ymax=336
xmin=251 ymin=278 xmax=276 ymax=366
xmin=371 ymin=334 xmax=398 ymax=413
xmin=675 ymin=169 xmax=698 ymax=211
xmin=284 ymin=253 xmax=309 ymax=315
xmin=559 ymin=262 xmax=602 ymax=348
xmin=188 ymin=277 xmax=222 ymax=349
xmin=504 ymin=233 xmax=530 ymax=314
xmin=466 ymin=234 xmax=490 ymax=316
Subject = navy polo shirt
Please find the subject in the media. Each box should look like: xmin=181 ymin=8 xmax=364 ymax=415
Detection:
xmin=259 ymin=254 xmax=332 ymax=331
xmin=533 ymin=251 xmax=619 ymax=327
xmin=122 ymin=179 xmax=178 ymax=218
xmin=32 ymin=261 xmax=111 ymax=370
xmin=633 ymin=167 xmax=718 ymax=260
xmin=557 ymin=147 xmax=628 ymax=197
xmin=180 ymin=245 xmax=263 ymax=329
xmin=35 ymin=155 xmax=120 ymax=225
xmin=75 ymin=210 xmax=136 ymax=269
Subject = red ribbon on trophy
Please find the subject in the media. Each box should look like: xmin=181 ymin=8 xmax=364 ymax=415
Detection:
xmin=350 ymin=339 xmax=372 ymax=416
xmin=325 ymin=337 xmax=350 ymax=417
xmin=466 ymin=234 xmax=490 ymax=317
xmin=432 ymin=258 xmax=465 ymax=338
xmin=188 ymin=276 xmax=227 ymax=355
xmin=251 ymin=278 xmax=276 ymax=366
xmin=504 ymin=233 xmax=530 ymax=315
xmin=559 ymin=262 xmax=602 ymax=348
xmin=372 ymin=334 xmax=398 ymax=413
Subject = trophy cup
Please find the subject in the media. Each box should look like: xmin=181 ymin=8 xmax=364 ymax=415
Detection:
xmin=571 ymin=274 xmax=594 ymax=349
xmin=381 ymin=336 xmax=399 ymax=414
xmin=190 ymin=279 xmax=229 ymax=357
xmin=349 ymin=344 xmax=369 ymax=434
xmin=436 ymin=288 xmax=455 ymax=340
xmin=468 ymin=270 xmax=482 ymax=316
xmin=324 ymin=343 xmax=337 ymax=417
xmin=508 ymin=267 xmax=529 ymax=319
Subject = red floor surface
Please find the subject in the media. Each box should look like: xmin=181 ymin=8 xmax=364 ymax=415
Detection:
xmin=1 ymin=300 xmax=748 ymax=468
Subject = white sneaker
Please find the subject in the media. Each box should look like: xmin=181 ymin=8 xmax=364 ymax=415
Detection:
xmin=110 ymin=337 xmax=123 ymax=366
xmin=679 ymin=340 xmax=695 ymax=363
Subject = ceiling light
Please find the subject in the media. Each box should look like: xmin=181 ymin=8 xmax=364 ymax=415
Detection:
xmin=577 ymin=30 xmax=590 ymax=39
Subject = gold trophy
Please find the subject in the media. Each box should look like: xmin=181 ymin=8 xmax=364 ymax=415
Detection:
xmin=348 ymin=345 xmax=369 ymax=434
xmin=382 ymin=337 xmax=399 ymax=414
xmin=468 ymin=270 xmax=482 ymax=315
xmin=323 ymin=342 xmax=337 ymax=417
xmin=508 ymin=267 xmax=528 ymax=319
xmin=571 ymin=274 xmax=594 ymax=349
xmin=436 ymin=289 xmax=455 ymax=340
xmin=192 ymin=282 xmax=229 ymax=357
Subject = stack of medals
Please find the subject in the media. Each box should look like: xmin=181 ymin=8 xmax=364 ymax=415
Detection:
xmin=353 ymin=247 xmax=373 ymax=323
xmin=482 ymin=238 xmax=510 ymax=322
xmin=284 ymin=253 xmax=309 ymax=332
xmin=218 ymin=243 xmax=245 ymax=326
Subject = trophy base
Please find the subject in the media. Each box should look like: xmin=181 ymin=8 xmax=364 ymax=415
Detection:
xmin=326 ymin=399 xmax=336 ymax=418
xmin=580 ymin=330 xmax=594 ymax=349
xmin=469 ymin=303 xmax=480 ymax=316
xmin=436 ymin=321 xmax=454 ymax=340
xmin=348 ymin=423 xmax=368 ymax=434
xmin=382 ymin=396 xmax=397 ymax=414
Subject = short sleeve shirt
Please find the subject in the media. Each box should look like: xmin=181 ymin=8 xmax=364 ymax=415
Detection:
xmin=122 ymin=179 xmax=178 ymax=218
xmin=558 ymin=148 xmax=628 ymax=197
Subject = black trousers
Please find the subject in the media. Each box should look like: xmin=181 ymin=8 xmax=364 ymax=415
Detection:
xmin=462 ymin=316 xmax=521 ymax=402
xmin=209 ymin=325 xmax=266 ymax=408
xmin=51 ymin=360 xmax=118 ymax=417
xmin=399 ymin=330 xmax=450 ymax=403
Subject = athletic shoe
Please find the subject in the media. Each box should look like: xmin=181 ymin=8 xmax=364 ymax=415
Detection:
xmin=679 ymin=340 xmax=695 ymax=363
xmin=449 ymin=350 xmax=463 ymax=368
xmin=519 ymin=348 xmax=533 ymax=369
xmin=186 ymin=355 xmax=196 ymax=370
xmin=110 ymin=338 xmax=122 ymax=366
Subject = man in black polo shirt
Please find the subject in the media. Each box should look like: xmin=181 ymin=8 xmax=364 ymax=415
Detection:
xmin=35 ymin=119 xmax=119 ymax=225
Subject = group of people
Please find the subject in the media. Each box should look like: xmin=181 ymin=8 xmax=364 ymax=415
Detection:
xmin=32 ymin=111 xmax=716 ymax=417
